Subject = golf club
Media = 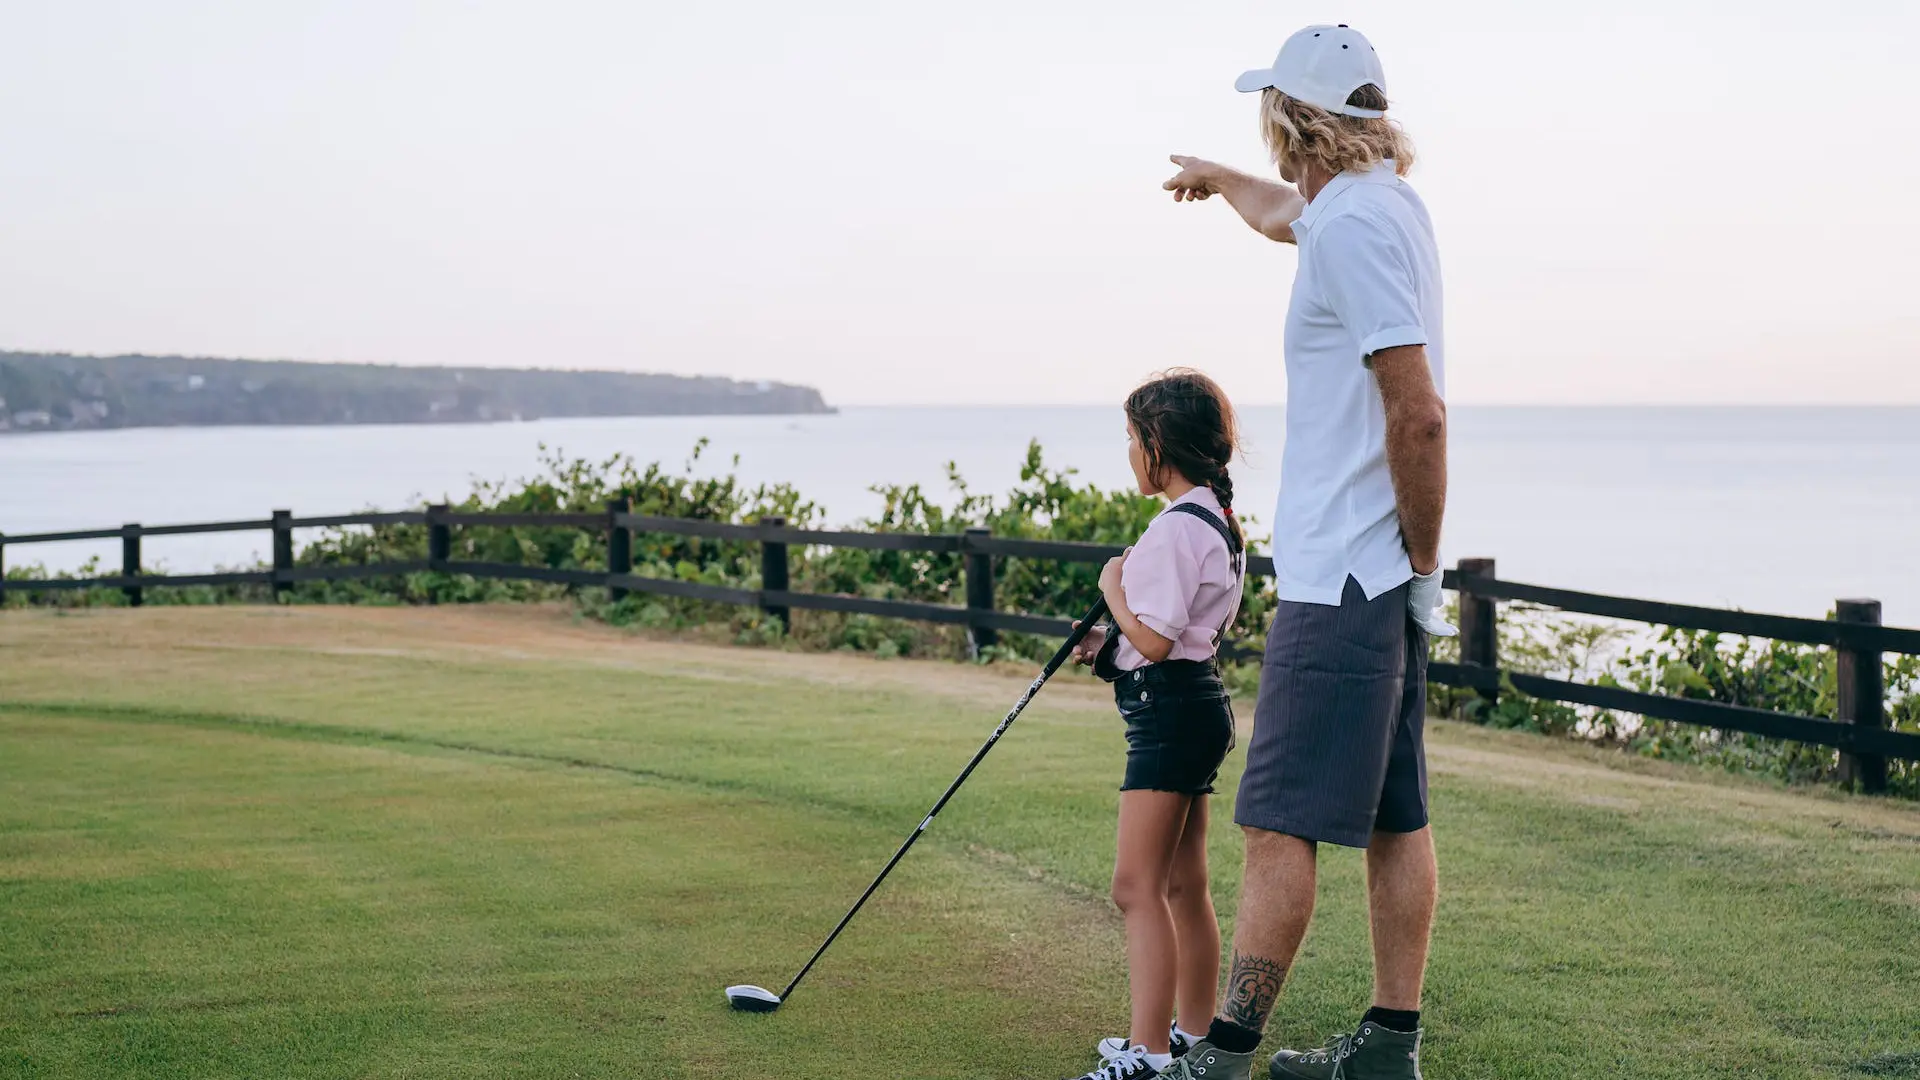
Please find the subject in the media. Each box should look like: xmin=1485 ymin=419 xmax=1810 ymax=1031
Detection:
xmin=725 ymin=595 xmax=1111 ymax=1013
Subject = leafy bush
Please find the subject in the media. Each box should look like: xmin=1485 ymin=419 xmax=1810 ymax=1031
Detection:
xmin=256 ymin=438 xmax=1271 ymax=663
xmin=291 ymin=440 xmax=814 ymax=612
xmin=798 ymin=442 xmax=1278 ymax=662
xmin=1610 ymin=628 xmax=1919 ymax=796
xmin=4 ymin=557 xmax=126 ymax=609
xmin=1426 ymin=602 xmax=1629 ymax=738
xmin=1429 ymin=602 xmax=1919 ymax=798
xmin=2 ymin=556 xmax=271 ymax=608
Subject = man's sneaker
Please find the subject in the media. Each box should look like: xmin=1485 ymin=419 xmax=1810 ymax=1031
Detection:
xmin=1065 ymin=1046 xmax=1158 ymax=1080
xmin=1098 ymin=1026 xmax=1194 ymax=1061
xmin=1154 ymin=1039 xmax=1256 ymax=1080
xmin=1267 ymin=1022 xmax=1422 ymax=1080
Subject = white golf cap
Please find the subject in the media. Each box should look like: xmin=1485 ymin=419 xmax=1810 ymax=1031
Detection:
xmin=1234 ymin=24 xmax=1387 ymax=118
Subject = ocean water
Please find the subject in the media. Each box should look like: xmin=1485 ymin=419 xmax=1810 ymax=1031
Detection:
xmin=3 ymin=406 xmax=1917 ymax=627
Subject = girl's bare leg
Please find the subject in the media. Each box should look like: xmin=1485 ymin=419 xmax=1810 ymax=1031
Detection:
xmin=1114 ymin=789 xmax=1193 ymax=1054
xmin=1166 ymin=794 xmax=1220 ymax=1034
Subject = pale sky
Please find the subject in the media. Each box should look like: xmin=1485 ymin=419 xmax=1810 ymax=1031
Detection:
xmin=3 ymin=1 xmax=1916 ymax=407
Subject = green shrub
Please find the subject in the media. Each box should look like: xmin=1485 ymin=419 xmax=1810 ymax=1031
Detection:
xmin=2 ymin=556 xmax=271 ymax=608
xmin=1429 ymin=602 xmax=1919 ymax=798
xmin=1610 ymin=628 xmax=1919 ymax=796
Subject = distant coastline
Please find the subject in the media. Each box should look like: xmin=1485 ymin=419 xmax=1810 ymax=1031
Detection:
xmin=0 ymin=351 xmax=834 ymax=434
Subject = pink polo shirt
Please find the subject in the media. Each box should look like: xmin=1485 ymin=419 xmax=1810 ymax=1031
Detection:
xmin=1111 ymin=488 xmax=1244 ymax=671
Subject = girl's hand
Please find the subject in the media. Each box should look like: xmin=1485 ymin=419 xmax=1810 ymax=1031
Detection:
xmin=1071 ymin=621 xmax=1107 ymax=665
xmin=1098 ymin=548 xmax=1131 ymax=598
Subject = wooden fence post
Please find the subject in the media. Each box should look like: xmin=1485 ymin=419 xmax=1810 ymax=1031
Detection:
xmin=121 ymin=524 xmax=143 ymax=607
xmin=1836 ymin=598 xmax=1886 ymax=794
xmin=964 ymin=527 xmax=997 ymax=654
xmin=1456 ymin=557 xmax=1498 ymax=703
xmin=758 ymin=515 xmax=790 ymax=630
xmin=426 ymin=505 xmax=451 ymax=604
xmin=271 ymin=509 xmax=293 ymax=601
xmin=607 ymin=497 xmax=632 ymax=603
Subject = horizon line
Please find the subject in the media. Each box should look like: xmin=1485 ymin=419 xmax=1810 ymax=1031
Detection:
xmin=828 ymin=401 xmax=1920 ymax=409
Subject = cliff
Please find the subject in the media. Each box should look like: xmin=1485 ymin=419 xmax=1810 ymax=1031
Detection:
xmin=0 ymin=352 xmax=833 ymax=432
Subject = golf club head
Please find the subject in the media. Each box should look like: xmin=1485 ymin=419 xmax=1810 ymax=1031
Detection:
xmin=725 ymin=984 xmax=782 ymax=1012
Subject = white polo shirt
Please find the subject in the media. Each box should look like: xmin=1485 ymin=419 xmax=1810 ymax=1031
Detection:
xmin=1274 ymin=159 xmax=1446 ymax=606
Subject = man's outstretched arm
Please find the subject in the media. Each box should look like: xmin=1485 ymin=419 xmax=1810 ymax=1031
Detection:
xmin=1164 ymin=155 xmax=1306 ymax=243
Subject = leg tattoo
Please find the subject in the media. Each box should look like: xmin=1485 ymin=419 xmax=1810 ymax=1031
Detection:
xmin=1221 ymin=950 xmax=1288 ymax=1032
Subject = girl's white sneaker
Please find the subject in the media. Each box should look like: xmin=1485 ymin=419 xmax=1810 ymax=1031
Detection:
xmin=1068 ymin=1046 xmax=1160 ymax=1080
xmin=1097 ymin=1026 xmax=1193 ymax=1062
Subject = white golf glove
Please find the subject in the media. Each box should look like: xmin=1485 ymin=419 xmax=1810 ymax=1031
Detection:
xmin=1408 ymin=566 xmax=1457 ymax=637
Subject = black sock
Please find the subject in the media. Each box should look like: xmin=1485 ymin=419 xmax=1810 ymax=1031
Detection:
xmin=1205 ymin=1018 xmax=1263 ymax=1054
xmin=1362 ymin=1006 xmax=1420 ymax=1033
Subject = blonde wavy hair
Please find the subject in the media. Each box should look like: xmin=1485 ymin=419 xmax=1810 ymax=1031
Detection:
xmin=1259 ymin=84 xmax=1415 ymax=177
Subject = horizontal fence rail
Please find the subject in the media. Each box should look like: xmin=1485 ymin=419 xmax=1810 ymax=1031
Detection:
xmin=1449 ymin=573 xmax=1920 ymax=655
xmin=3 ymin=507 xmax=1915 ymax=789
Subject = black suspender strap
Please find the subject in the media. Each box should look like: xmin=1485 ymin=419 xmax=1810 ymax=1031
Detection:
xmin=1163 ymin=502 xmax=1242 ymax=560
xmin=1161 ymin=502 xmax=1245 ymax=643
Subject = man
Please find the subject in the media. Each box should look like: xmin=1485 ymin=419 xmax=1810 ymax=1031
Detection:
xmin=1148 ymin=24 xmax=1453 ymax=1080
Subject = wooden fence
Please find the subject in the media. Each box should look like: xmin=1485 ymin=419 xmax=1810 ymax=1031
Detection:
xmin=4 ymin=504 xmax=1917 ymax=792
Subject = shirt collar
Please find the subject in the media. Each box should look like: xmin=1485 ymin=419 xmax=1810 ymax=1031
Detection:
xmin=1293 ymin=159 xmax=1400 ymax=236
xmin=1166 ymin=486 xmax=1220 ymax=511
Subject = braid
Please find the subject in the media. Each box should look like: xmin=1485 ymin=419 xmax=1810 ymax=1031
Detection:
xmin=1206 ymin=469 xmax=1245 ymax=547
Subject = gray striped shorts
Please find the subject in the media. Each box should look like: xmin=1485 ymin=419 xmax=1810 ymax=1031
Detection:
xmin=1234 ymin=575 xmax=1430 ymax=849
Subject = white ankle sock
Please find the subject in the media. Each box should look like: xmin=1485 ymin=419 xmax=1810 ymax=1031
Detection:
xmin=1143 ymin=1051 xmax=1174 ymax=1071
xmin=1175 ymin=1026 xmax=1206 ymax=1046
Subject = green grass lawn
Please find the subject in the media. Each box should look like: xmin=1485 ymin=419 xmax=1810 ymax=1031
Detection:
xmin=2 ymin=605 xmax=1918 ymax=1080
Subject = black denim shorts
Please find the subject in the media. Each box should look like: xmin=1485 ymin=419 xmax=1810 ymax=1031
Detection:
xmin=1109 ymin=660 xmax=1237 ymax=796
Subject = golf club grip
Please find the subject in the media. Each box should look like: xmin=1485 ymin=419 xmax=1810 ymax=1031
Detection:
xmin=1044 ymin=596 xmax=1110 ymax=674
xmin=776 ymin=596 xmax=1107 ymax=1002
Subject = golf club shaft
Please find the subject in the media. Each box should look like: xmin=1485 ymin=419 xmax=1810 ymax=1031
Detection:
xmin=777 ymin=596 xmax=1111 ymax=1002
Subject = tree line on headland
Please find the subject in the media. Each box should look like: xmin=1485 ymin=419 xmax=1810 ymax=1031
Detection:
xmin=0 ymin=351 xmax=833 ymax=433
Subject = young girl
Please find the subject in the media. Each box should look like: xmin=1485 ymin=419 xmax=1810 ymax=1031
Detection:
xmin=1066 ymin=369 xmax=1246 ymax=1080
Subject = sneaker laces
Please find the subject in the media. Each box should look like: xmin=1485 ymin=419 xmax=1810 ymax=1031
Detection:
xmin=1081 ymin=1049 xmax=1150 ymax=1080
xmin=1300 ymin=1030 xmax=1361 ymax=1076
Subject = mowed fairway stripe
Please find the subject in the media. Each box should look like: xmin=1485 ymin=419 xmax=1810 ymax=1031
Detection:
xmin=0 ymin=697 xmax=775 ymax=798
xmin=0 ymin=710 xmax=1127 ymax=1080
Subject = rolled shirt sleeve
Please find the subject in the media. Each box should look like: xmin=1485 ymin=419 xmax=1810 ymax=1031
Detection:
xmin=1121 ymin=516 xmax=1202 ymax=642
xmin=1314 ymin=210 xmax=1429 ymax=361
